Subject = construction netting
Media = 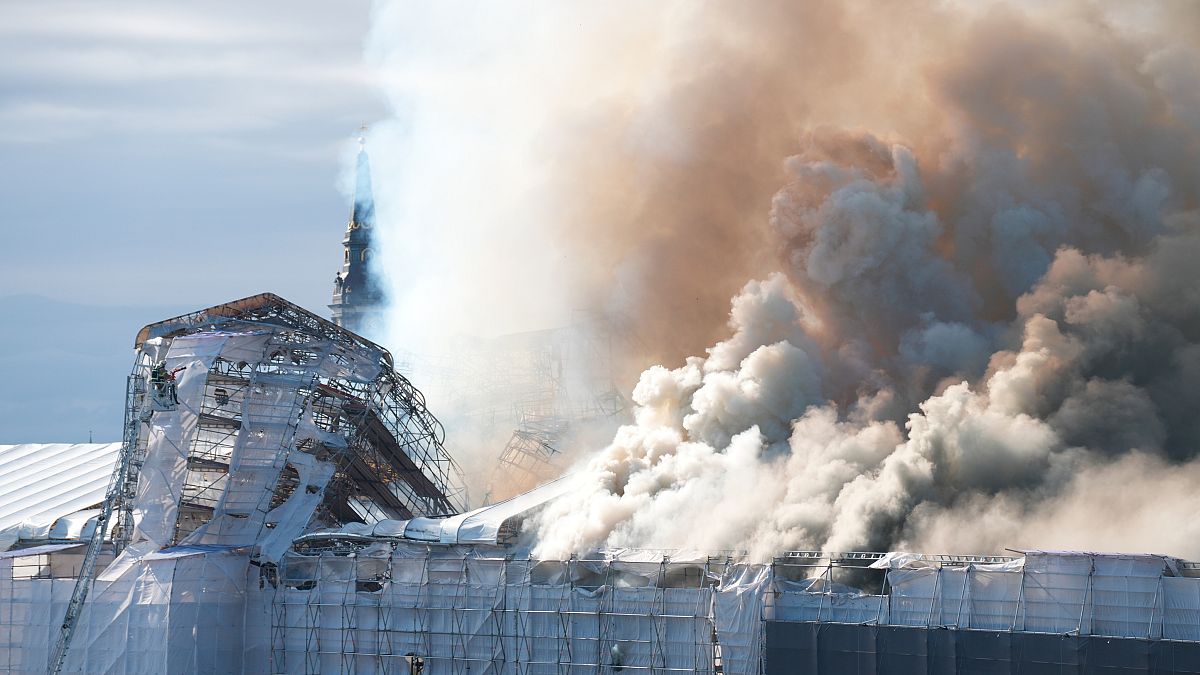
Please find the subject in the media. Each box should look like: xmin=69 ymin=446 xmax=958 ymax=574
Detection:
xmin=4 ymin=547 xmax=1200 ymax=673
xmin=0 ymin=545 xmax=250 ymax=674
xmin=779 ymin=551 xmax=1188 ymax=638
xmin=268 ymin=545 xmax=752 ymax=674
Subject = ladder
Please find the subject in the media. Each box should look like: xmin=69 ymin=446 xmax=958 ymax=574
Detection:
xmin=48 ymin=374 xmax=146 ymax=674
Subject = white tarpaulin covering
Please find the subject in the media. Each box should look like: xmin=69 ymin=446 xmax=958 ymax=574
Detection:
xmin=2 ymin=545 xmax=1200 ymax=672
xmin=131 ymin=334 xmax=229 ymax=548
xmin=772 ymin=577 xmax=884 ymax=624
xmin=1163 ymin=576 xmax=1200 ymax=641
xmin=437 ymin=475 xmax=573 ymax=545
xmin=785 ymin=551 xmax=1188 ymax=639
xmin=714 ymin=564 xmax=770 ymax=675
xmin=127 ymin=329 xmax=362 ymax=562
xmin=0 ymin=443 xmax=121 ymax=551
xmin=0 ymin=542 xmax=84 ymax=559
xmin=0 ymin=547 xmax=253 ymax=675
xmin=269 ymin=546 xmax=726 ymax=674
xmin=343 ymin=475 xmax=575 ymax=546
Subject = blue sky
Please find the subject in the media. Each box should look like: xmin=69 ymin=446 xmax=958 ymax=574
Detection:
xmin=0 ymin=2 xmax=386 ymax=442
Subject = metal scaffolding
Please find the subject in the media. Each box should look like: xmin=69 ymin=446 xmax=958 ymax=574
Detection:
xmin=118 ymin=292 xmax=465 ymax=551
xmin=268 ymin=545 xmax=729 ymax=674
xmin=50 ymin=293 xmax=467 ymax=673
xmin=488 ymin=312 xmax=628 ymax=500
xmin=8 ymin=542 xmax=1200 ymax=673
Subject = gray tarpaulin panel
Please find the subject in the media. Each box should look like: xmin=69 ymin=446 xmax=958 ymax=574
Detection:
xmin=765 ymin=622 xmax=1200 ymax=674
xmin=764 ymin=621 xmax=815 ymax=672
xmin=878 ymin=626 xmax=928 ymax=672
xmin=956 ymin=630 xmax=1012 ymax=673
xmin=1086 ymin=635 xmax=1152 ymax=672
xmin=1013 ymin=632 xmax=1080 ymax=673
xmin=821 ymin=623 xmax=876 ymax=673
xmin=927 ymin=629 xmax=957 ymax=673
xmin=1153 ymin=641 xmax=1200 ymax=674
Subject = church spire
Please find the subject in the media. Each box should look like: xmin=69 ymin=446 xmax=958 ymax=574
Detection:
xmin=351 ymin=130 xmax=375 ymax=229
xmin=330 ymin=128 xmax=385 ymax=337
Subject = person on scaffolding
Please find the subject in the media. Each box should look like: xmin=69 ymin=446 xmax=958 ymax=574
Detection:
xmin=150 ymin=362 xmax=187 ymax=405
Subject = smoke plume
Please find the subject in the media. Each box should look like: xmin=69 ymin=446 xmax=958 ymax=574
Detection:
xmin=365 ymin=1 xmax=1200 ymax=557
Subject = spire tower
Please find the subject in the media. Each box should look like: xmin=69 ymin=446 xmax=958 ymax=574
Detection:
xmin=330 ymin=130 xmax=385 ymax=337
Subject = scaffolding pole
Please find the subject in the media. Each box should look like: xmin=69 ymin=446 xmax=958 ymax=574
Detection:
xmin=48 ymin=373 xmax=145 ymax=674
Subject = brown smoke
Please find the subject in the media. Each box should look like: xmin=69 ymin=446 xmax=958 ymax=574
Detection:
xmin=367 ymin=1 xmax=1200 ymax=556
xmin=534 ymin=1 xmax=1200 ymax=384
xmin=537 ymin=1 xmax=914 ymax=375
xmin=527 ymin=1 xmax=1200 ymax=557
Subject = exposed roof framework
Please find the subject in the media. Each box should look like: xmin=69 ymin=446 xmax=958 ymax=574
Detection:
xmin=135 ymin=292 xmax=392 ymax=364
xmin=111 ymin=292 xmax=467 ymax=555
xmin=48 ymin=293 xmax=469 ymax=673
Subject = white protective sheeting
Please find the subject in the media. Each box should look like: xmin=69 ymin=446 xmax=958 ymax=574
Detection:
xmin=1089 ymin=554 xmax=1169 ymax=637
xmin=870 ymin=551 xmax=1179 ymax=637
xmin=1020 ymin=551 xmax=1172 ymax=635
xmin=965 ymin=564 xmax=1023 ymax=630
xmin=401 ymin=517 xmax=443 ymax=542
xmin=348 ymin=475 xmax=574 ymax=546
xmin=62 ymin=547 xmax=253 ymax=674
xmin=126 ymin=329 xmax=357 ymax=561
xmin=888 ymin=567 xmax=973 ymax=627
xmin=1163 ymin=576 xmax=1200 ymax=641
xmin=773 ymin=577 xmax=884 ymax=624
xmin=47 ymin=509 xmax=101 ymax=541
xmin=132 ymin=333 xmax=230 ymax=548
xmin=0 ymin=548 xmax=257 ymax=675
xmin=0 ymin=563 xmax=73 ymax=674
xmin=714 ymin=564 xmax=770 ymax=675
xmin=1019 ymin=551 xmax=1093 ymax=633
xmin=0 ymin=542 xmax=84 ymax=559
xmin=2 ymin=546 xmax=1200 ymax=671
xmin=167 ymin=329 xmax=384 ymax=559
xmin=767 ymin=550 xmax=1187 ymax=643
xmin=370 ymin=519 xmax=409 ymax=537
xmin=0 ymin=443 xmax=122 ymax=550
xmin=270 ymin=548 xmax=727 ymax=674
xmin=438 ymin=475 xmax=573 ymax=545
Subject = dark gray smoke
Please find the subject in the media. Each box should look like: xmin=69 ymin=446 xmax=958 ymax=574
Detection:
xmin=363 ymin=1 xmax=1200 ymax=557
xmin=531 ymin=1 xmax=1200 ymax=558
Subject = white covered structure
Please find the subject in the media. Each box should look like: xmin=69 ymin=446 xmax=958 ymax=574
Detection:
xmin=0 ymin=294 xmax=468 ymax=673
xmin=6 ymin=542 xmax=1200 ymax=673
xmin=0 ymin=443 xmax=121 ymax=551
xmin=5 ymin=295 xmax=1200 ymax=673
xmin=299 ymin=474 xmax=575 ymax=546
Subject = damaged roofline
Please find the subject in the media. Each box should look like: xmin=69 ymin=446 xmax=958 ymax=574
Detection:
xmin=133 ymin=292 xmax=395 ymax=368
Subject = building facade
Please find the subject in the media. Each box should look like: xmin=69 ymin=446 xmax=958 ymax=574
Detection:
xmin=6 ymin=297 xmax=1200 ymax=673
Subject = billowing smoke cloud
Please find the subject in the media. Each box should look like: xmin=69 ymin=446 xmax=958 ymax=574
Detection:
xmin=364 ymin=1 xmax=1200 ymax=557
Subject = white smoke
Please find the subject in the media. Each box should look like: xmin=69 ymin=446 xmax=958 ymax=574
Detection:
xmin=361 ymin=1 xmax=1200 ymax=557
xmin=533 ymin=17 xmax=1200 ymax=556
xmin=537 ymin=228 xmax=1200 ymax=558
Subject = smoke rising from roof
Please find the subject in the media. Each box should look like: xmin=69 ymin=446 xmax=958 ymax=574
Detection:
xmin=365 ymin=1 xmax=1200 ymax=557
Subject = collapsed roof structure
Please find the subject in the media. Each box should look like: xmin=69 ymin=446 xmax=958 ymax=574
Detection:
xmin=120 ymin=291 xmax=465 ymax=558
xmin=28 ymin=293 xmax=467 ymax=673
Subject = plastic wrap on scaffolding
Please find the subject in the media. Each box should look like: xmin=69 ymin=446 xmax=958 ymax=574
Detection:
xmin=59 ymin=547 xmax=252 ymax=673
xmin=131 ymin=334 xmax=228 ymax=547
xmin=714 ymin=564 xmax=770 ymax=675
xmin=0 ymin=547 xmax=256 ymax=674
xmin=269 ymin=548 xmax=728 ymax=674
